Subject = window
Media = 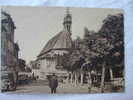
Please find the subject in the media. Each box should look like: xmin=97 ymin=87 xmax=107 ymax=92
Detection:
xmin=57 ymin=55 xmax=62 ymax=66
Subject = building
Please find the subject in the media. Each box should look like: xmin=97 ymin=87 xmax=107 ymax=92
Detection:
xmin=1 ymin=11 xmax=19 ymax=80
xmin=29 ymin=60 xmax=40 ymax=77
xmin=36 ymin=9 xmax=72 ymax=80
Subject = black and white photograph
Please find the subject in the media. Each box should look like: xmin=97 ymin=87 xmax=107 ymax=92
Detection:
xmin=1 ymin=6 xmax=124 ymax=94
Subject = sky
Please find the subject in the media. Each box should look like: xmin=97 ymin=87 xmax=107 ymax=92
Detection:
xmin=2 ymin=6 xmax=123 ymax=64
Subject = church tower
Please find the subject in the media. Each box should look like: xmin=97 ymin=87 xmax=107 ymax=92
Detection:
xmin=63 ymin=8 xmax=72 ymax=35
xmin=37 ymin=8 xmax=73 ymax=80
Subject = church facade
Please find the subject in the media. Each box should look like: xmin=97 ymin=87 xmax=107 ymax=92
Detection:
xmin=36 ymin=9 xmax=73 ymax=80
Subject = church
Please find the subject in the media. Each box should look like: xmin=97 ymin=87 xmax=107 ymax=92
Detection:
xmin=36 ymin=9 xmax=73 ymax=80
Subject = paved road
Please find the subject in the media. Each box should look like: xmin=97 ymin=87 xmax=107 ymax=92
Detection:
xmin=7 ymin=80 xmax=101 ymax=94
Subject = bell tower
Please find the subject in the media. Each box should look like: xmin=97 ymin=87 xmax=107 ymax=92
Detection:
xmin=63 ymin=8 xmax=72 ymax=35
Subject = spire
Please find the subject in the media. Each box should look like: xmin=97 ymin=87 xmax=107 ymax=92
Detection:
xmin=66 ymin=7 xmax=70 ymax=15
xmin=63 ymin=8 xmax=72 ymax=35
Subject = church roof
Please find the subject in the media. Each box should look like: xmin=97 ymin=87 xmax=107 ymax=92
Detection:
xmin=38 ymin=30 xmax=72 ymax=57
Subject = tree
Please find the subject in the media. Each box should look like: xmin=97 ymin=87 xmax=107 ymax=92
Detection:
xmin=97 ymin=13 xmax=124 ymax=92
xmin=98 ymin=13 xmax=124 ymax=78
xmin=62 ymin=13 xmax=124 ymax=90
xmin=25 ymin=66 xmax=32 ymax=72
xmin=81 ymin=13 xmax=124 ymax=92
xmin=18 ymin=59 xmax=26 ymax=72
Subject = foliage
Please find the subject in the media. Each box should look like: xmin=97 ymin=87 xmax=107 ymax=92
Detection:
xmin=25 ymin=67 xmax=32 ymax=72
xmin=63 ymin=13 xmax=124 ymax=76
xmin=99 ymin=14 xmax=124 ymax=68
xmin=18 ymin=59 xmax=26 ymax=71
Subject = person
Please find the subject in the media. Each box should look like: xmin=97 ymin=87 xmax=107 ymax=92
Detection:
xmin=49 ymin=73 xmax=58 ymax=94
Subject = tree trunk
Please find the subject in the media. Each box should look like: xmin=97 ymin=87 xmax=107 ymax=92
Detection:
xmin=88 ymin=71 xmax=92 ymax=93
xmin=66 ymin=72 xmax=69 ymax=83
xmin=70 ymin=72 xmax=73 ymax=83
xmin=74 ymin=72 xmax=78 ymax=86
xmin=109 ymin=67 xmax=113 ymax=81
xmin=80 ymin=72 xmax=83 ymax=85
xmin=101 ymin=62 xmax=105 ymax=93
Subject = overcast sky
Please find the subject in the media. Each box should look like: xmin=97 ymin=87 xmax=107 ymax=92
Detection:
xmin=2 ymin=6 xmax=123 ymax=64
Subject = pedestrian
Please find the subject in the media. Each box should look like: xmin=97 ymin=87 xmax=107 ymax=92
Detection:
xmin=49 ymin=73 xmax=58 ymax=94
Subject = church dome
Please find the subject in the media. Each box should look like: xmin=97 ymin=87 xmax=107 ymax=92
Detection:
xmin=38 ymin=30 xmax=72 ymax=57
xmin=38 ymin=8 xmax=72 ymax=57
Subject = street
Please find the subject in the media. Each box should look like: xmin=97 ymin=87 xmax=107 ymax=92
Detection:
xmin=7 ymin=80 xmax=101 ymax=94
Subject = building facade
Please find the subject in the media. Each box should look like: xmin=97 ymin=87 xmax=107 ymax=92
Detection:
xmin=1 ymin=11 xmax=19 ymax=79
xmin=29 ymin=60 xmax=40 ymax=77
xmin=36 ymin=9 xmax=72 ymax=80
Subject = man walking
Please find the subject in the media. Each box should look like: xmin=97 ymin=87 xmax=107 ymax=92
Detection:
xmin=49 ymin=73 xmax=58 ymax=94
